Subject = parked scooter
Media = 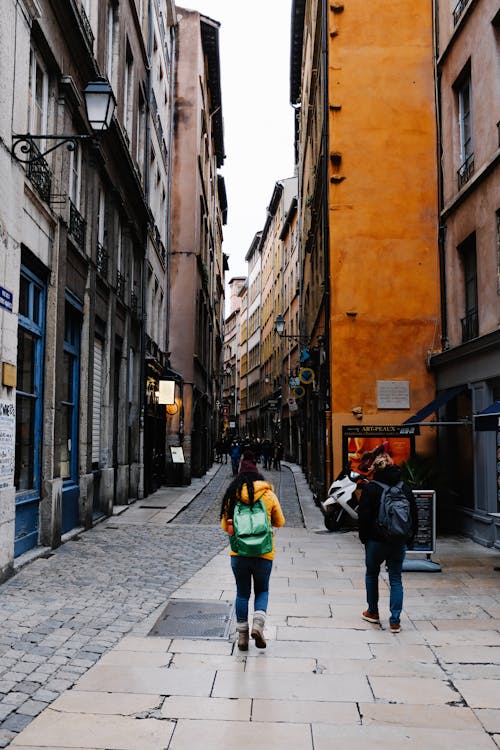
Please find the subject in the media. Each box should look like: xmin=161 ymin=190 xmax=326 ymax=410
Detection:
xmin=317 ymin=467 xmax=368 ymax=532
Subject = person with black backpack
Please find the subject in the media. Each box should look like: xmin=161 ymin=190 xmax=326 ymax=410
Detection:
xmin=357 ymin=452 xmax=418 ymax=633
xmin=220 ymin=451 xmax=285 ymax=651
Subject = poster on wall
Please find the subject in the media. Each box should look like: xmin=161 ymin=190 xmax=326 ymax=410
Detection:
xmin=342 ymin=425 xmax=417 ymax=476
xmin=0 ymin=401 xmax=15 ymax=489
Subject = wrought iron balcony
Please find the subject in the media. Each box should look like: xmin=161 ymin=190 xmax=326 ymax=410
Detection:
xmin=69 ymin=199 xmax=86 ymax=248
xmin=453 ymin=0 xmax=468 ymax=26
xmin=461 ymin=310 xmax=478 ymax=343
xmin=24 ymin=140 xmax=52 ymax=203
xmin=457 ymin=153 xmax=474 ymax=189
xmin=78 ymin=2 xmax=94 ymax=48
xmin=116 ymin=270 xmax=126 ymax=302
xmin=96 ymin=242 xmax=108 ymax=278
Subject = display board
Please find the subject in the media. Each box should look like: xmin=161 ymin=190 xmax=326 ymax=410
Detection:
xmin=408 ymin=489 xmax=436 ymax=555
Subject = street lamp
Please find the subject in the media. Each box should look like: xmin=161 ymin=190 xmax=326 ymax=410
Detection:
xmin=12 ymin=77 xmax=116 ymax=163
xmin=274 ymin=315 xmax=309 ymax=344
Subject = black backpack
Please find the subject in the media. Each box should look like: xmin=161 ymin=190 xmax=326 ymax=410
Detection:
xmin=373 ymin=481 xmax=412 ymax=542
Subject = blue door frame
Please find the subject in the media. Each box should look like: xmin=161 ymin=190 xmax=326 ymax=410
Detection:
xmin=15 ymin=266 xmax=45 ymax=556
xmin=61 ymin=294 xmax=81 ymax=534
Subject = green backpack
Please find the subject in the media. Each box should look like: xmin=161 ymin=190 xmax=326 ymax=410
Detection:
xmin=230 ymin=498 xmax=273 ymax=556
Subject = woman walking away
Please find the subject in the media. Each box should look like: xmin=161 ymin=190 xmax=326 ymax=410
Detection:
xmin=220 ymin=451 xmax=285 ymax=651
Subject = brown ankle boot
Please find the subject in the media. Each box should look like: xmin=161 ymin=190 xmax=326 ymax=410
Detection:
xmin=236 ymin=622 xmax=249 ymax=651
xmin=251 ymin=610 xmax=266 ymax=649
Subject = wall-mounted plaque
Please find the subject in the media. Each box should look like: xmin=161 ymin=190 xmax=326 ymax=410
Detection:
xmin=377 ymin=380 xmax=410 ymax=409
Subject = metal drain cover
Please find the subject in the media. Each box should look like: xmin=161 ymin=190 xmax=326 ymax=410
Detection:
xmin=148 ymin=599 xmax=234 ymax=639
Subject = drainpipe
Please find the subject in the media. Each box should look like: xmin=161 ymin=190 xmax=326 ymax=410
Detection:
xmin=433 ymin=0 xmax=448 ymax=351
xmin=322 ymin=0 xmax=332 ymax=491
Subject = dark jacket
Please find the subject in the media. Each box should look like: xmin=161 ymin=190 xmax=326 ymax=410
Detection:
xmin=357 ymin=464 xmax=418 ymax=545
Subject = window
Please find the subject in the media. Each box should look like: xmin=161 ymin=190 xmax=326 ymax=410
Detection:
xmin=459 ymin=233 xmax=478 ymax=342
xmin=15 ymin=266 xmax=46 ymax=555
xmin=15 ymin=268 xmax=45 ymax=493
xmin=458 ymin=75 xmax=473 ymax=162
xmin=455 ymin=64 xmax=474 ymax=187
xmin=61 ymin=303 xmax=81 ymax=482
xmin=27 ymin=47 xmax=48 ymax=136
xmin=136 ymin=90 xmax=146 ymax=174
xmin=123 ymin=43 xmax=134 ymax=137
xmin=106 ymin=3 xmax=117 ymax=85
xmin=68 ymin=144 xmax=82 ymax=208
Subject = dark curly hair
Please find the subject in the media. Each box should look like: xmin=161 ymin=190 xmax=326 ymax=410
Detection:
xmin=220 ymin=471 xmax=265 ymax=519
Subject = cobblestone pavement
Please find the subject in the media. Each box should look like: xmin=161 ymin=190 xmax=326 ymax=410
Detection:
xmin=172 ymin=461 xmax=305 ymax=527
xmin=0 ymin=462 xmax=305 ymax=746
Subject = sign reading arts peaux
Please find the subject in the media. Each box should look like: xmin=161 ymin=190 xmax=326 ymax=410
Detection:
xmin=408 ymin=490 xmax=436 ymax=555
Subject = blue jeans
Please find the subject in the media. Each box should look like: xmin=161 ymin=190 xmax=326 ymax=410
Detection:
xmin=230 ymin=556 xmax=273 ymax=622
xmin=365 ymin=540 xmax=406 ymax=626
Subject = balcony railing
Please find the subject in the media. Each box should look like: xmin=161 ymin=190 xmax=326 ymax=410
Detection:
xmin=69 ymin=199 xmax=86 ymax=249
xmin=78 ymin=2 xmax=94 ymax=48
xmin=453 ymin=0 xmax=468 ymax=26
xmin=96 ymin=242 xmax=108 ymax=278
xmin=25 ymin=140 xmax=52 ymax=203
xmin=461 ymin=310 xmax=478 ymax=342
xmin=116 ymin=270 xmax=126 ymax=302
xmin=457 ymin=153 xmax=474 ymax=189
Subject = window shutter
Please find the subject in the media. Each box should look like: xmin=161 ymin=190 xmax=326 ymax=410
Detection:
xmin=92 ymin=338 xmax=103 ymax=464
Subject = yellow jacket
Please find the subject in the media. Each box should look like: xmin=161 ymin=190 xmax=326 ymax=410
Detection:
xmin=221 ymin=480 xmax=286 ymax=560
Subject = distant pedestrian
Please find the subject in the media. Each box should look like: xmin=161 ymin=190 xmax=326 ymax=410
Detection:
xmin=272 ymin=441 xmax=283 ymax=471
xmin=230 ymin=441 xmax=241 ymax=476
xmin=220 ymin=457 xmax=285 ymax=650
xmin=261 ymin=439 xmax=272 ymax=470
xmin=357 ymin=453 xmax=418 ymax=633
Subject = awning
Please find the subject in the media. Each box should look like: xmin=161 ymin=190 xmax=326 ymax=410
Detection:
xmin=474 ymin=400 xmax=500 ymax=432
xmin=403 ymin=385 xmax=466 ymax=425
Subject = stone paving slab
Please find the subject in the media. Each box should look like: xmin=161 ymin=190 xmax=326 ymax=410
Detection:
xmin=10 ymin=710 xmax=175 ymax=749
xmin=212 ymin=669 xmax=373 ymax=702
xmin=169 ymin=718 xmax=313 ymax=750
xmin=312 ymin=723 xmax=498 ymax=750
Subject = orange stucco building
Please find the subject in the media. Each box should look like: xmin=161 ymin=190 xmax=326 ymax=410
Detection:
xmin=292 ymin=0 xmax=441 ymax=492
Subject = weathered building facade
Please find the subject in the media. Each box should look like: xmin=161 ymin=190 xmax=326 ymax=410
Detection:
xmin=0 ymin=0 xmax=228 ymax=576
xmin=169 ymin=8 xmax=227 ymax=481
xmin=430 ymin=0 xmax=500 ymax=543
xmin=291 ymin=0 xmax=441 ymax=497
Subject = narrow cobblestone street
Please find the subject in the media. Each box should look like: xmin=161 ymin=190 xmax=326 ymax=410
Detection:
xmin=0 ymin=462 xmax=303 ymax=746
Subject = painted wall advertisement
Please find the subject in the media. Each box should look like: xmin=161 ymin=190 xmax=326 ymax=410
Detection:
xmin=0 ymin=401 xmax=15 ymax=489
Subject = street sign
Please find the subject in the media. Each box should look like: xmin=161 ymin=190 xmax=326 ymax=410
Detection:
xmin=0 ymin=287 xmax=13 ymax=313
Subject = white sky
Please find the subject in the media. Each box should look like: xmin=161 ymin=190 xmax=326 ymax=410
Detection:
xmin=180 ymin=1 xmax=295 ymax=283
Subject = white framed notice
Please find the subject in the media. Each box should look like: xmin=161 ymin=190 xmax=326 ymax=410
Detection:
xmin=377 ymin=380 xmax=410 ymax=409
xmin=170 ymin=446 xmax=185 ymax=464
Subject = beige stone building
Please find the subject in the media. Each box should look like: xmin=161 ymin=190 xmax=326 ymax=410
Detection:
xmin=168 ymin=8 xmax=227 ymax=480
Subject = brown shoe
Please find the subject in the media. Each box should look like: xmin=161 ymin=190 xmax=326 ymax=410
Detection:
xmin=251 ymin=611 xmax=267 ymax=649
xmin=236 ymin=623 xmax=249 ymax=651
xmin=390 ymin=623 xmax=401 ymax=634
xmin=362 ymin=610 xmax=380 ymax=624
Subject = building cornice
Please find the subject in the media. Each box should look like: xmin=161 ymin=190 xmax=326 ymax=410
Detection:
xmin=430 ymin=327 xmax=500 ymax=368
